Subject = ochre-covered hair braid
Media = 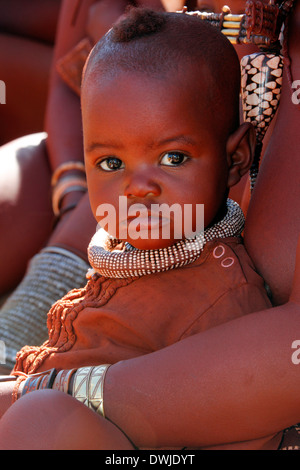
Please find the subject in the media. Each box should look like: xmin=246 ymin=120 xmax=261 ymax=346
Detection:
xmin=13 ymin=276 xmax=135 ymax=375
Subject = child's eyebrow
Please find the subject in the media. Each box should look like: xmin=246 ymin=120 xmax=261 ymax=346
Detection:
xmin=157 ymin=135 xmax=197 ymax=147
xmin=85 ymin=135 xmax=197 ymax=154
xmin=85 ymin=141 xmax=124 ymax=153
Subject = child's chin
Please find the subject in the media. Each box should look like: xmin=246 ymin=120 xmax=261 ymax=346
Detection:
xmin=126 ymin=237 xmax=177 ymax=251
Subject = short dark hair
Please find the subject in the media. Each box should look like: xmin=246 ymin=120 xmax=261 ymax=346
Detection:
xmin=111 ymin=6 xmax=167 ymax=42
xmin=83 ymin=7 xmax=241 ymax=138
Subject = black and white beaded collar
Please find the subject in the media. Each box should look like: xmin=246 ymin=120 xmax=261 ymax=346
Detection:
xmin=87 ymin=199 xmax=244 ymax=279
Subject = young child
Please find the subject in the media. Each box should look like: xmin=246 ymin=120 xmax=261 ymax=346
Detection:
xmin=0 ymin=8 xmax=277 ymax=450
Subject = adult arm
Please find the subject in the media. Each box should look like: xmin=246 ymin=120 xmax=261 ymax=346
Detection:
xmin=0 ymin=0 xmax=61 ymax=43
xmin=104 ymin=301 xmax=300 ymax=448
xmin=45 ymin=0 xmax=132 ymax=259
xmin=45 ymin=0 xmax=129 ymax=175
xmin=45 ymin=0 xmax=95 ymax=179
xmin=103 ymin=239 xmax=300 ymax=448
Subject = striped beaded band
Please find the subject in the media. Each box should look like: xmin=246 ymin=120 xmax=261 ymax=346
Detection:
xmin=21 ymin=369 xmax=57 ymax=397
xmin=87 ymin=199 xmax=244 ymax=279
xmin=52 ymin=368 xmax=77 ymax=394
xmin=184 ymin=0 xmax=296 ymax=49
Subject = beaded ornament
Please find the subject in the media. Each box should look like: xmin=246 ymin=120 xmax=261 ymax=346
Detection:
xmin=87 ymin=198 xmax=244 ymax=279
xmin=185 ymin=0 xmax=296 ymax=191
xmin=240 ymin=0 xmax=296 ymax=191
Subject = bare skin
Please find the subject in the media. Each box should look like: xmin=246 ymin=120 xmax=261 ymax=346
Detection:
xmin=0 ymin=0 xmax=299 ymax=450
xmin=0 ymin=134 xmax=53 ymax=295
xmin=103 ymin=0 xmax=300 ymax=448
xmin=0 ymin=0 xmax=61 ymax=144
xmin=0 ymin=0 xmax=174 ymax=296
xmin=244 ymin=4 xmax=300 ymax=307
xmin=0 ymin=0 xmax=95 ymax=295
xmin=0 ymin=390 xmax=134 ymax=450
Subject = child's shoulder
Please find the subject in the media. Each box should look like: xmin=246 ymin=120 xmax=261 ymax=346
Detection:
xmin=197 ymin=236 xmax=266 ymax=291
xmin=179 ymin=236 xmax=272 ymax=339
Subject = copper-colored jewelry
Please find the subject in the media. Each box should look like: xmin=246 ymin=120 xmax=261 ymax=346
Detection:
xmin=10 ymin=371 xmax=29 ymax=403
xmin=12 ymin=376 xmax=27 ymax=403
xmin=184 ymin=8 xmax=246 ymax=43
xmin=21 ymin=369 xmax=57 ymax=396
xmin=244 ymin=0 xmax=280 ymax=45
xmin=57 ymin=203 xmax=79 ymax=219
xmin=52 ymin=368 xmax=77 ymax=394
xmin=51 ymin=161 xmax=86 ymax=187
xmin=185 ymin=0 xmax=294 ymax=49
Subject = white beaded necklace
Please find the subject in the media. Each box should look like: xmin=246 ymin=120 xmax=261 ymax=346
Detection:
xmin=87 ymin=199 xmax=244 ymax=279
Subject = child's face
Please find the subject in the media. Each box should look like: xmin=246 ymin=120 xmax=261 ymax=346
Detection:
xmin=83 ymin=70 xmax=230 ymax=250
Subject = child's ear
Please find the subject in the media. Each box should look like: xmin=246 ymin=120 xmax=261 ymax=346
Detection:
xmin=226 ymin=122 xmax=256 ymax=188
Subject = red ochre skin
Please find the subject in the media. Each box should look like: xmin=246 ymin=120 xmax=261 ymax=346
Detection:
xmin=0 ymin=0 xmax=300 ymax=451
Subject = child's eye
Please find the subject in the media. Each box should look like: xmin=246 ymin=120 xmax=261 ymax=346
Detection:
xmin=98 ymin=157 xmax=125 ymax=172
xmin=160 ymin=152 xmax=189 ymax=167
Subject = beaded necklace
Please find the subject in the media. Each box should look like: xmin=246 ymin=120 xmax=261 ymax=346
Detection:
xmin=240 ymin=0 xmax=297 ymax=190
xmin=184 ymin=0 xmax=297 ymax=191
xmin=87 ymin=199 xmax=244 ymax=279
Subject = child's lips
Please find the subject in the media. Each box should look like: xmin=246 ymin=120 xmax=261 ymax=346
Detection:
xmin=119 ymin=213 xmax=171 ymax=232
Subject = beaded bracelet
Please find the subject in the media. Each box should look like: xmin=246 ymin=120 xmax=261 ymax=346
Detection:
xmin=51 ymin=161 xmax=87 ymax=218
xmin=52 ymin=175 xmax=87 ymax=217
xmin=51 ymin=161 xmax=86 ymax=187
xmin=52 ymin=368 xmax=77 ymax=394
xmin=185 ymin=0 xmax=293 ymax=49
xmin=21 ymin=369 xmax=57 ymax=396
xmin=16 ymin=365 xmax=112 ymax=418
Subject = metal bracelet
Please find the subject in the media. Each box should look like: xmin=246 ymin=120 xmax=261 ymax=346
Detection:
xmin=72 ymin=365 xmax=111 ymax=418
xmin=0 ymin=375 xmax=17 ymax=382
xmin=21 ymin=369 xmax=57 ymax=396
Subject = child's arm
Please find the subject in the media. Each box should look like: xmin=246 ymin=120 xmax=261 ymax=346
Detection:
xmin=45 ymin=0 xmax=131 ymax=253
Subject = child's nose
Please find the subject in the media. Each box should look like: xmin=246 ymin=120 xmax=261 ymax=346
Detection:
xmin=123 ymin=171 xmax=161 ymax=199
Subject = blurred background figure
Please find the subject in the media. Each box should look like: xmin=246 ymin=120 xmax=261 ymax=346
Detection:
xmin=0 ymin=0 xmax=62 ymax=144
